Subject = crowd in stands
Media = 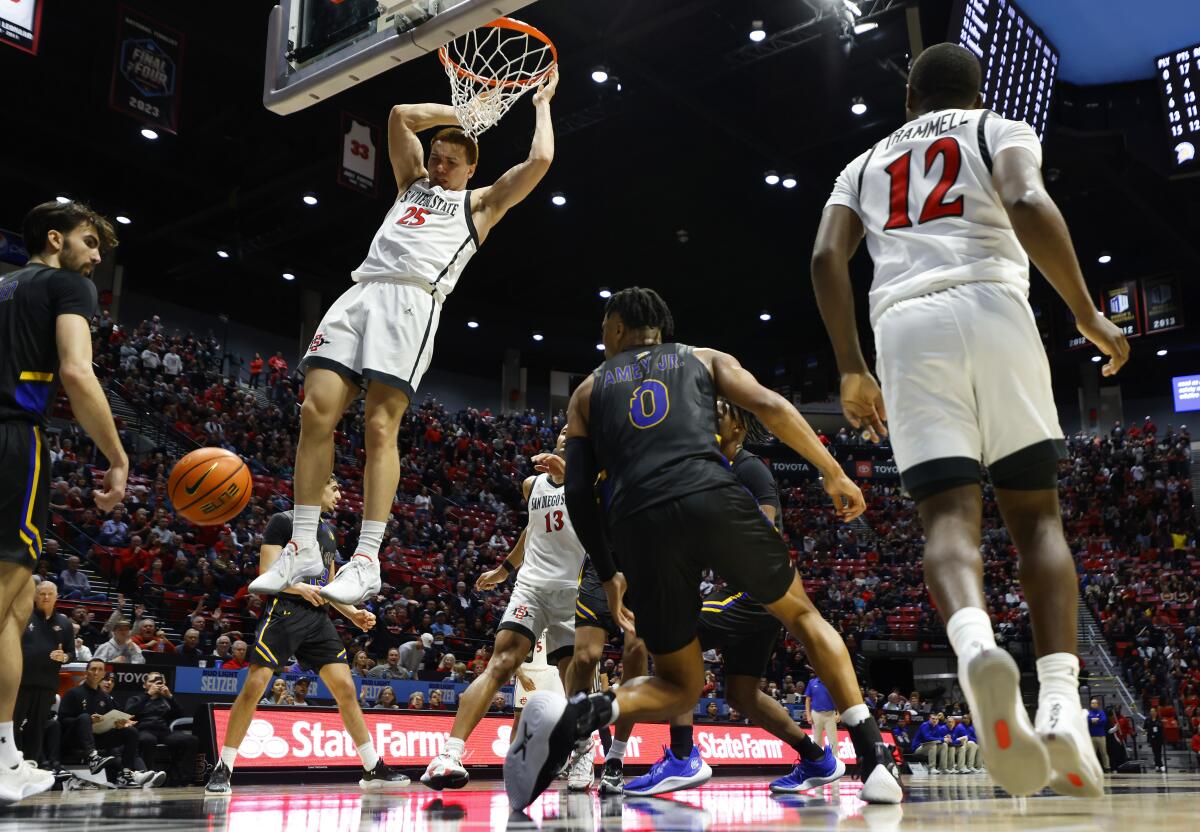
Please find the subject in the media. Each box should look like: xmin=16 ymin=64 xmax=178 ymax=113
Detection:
xmin=32 ymin=310 xmax=1198 ymax=758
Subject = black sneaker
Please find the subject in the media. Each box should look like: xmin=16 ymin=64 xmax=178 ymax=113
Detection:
xmin=87 ymin=750 xmax=116 ymax=775
xmin=858 ymin=742 xmax=903 ymax=804
xmin=205 ymin=761 xmax=233 ymax=794
xmin=505 ymin=691 xmax=614 ymax=811
xmin=359 ymin=760 xmax=411 ymax=791
xmin=599 ymin=758 xmax=624 ymax=794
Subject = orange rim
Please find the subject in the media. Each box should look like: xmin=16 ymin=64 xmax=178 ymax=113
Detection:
xmin=438 ymin=17 xmax=558 ymax=90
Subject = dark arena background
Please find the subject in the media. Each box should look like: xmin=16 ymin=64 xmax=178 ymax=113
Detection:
xmin=2 ymin=0 xmax=1199 ymax=829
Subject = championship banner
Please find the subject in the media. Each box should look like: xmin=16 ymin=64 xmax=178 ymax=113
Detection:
xmin=109 ymin=6 xmax=185 ymax=134
xmin=1142 ymin=275 xmax=1184 ymax=334
xmin=1099 ymin=281 xmax=1142 ymax=339
xmin=210 ymin=704 xmax=892 ymax=770
xmin=338 ymin=112 xmax=380 ymax=196
xmin=0 ymin=0 xmax=41 ymax=54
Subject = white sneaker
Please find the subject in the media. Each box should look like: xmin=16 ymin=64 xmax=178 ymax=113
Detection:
xmin=249 ymin=539 xmax=325 ymax=595
xmin=319 ymin=555 xmax=381 ymax=605
xmin=1035 ymin=701 xmax=1104 ymax=798
xmin=0 ymin=759 xmax=55 ymax=801
xmin=421 ymin=752 xmax=468 ymax=791
xmin=566 ymin=740 xmax=595 ymax=791
xmin=964 ymin=649 xmax=1050 ymax=797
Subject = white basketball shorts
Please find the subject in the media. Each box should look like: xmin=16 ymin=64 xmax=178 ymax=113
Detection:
xmin=298 ymin=280 xmax=441 ymax=398
xmin=873 ymin=280 xmax=1065 ymax=502
xmin=498 ymin=583 xmax=576 ymax=664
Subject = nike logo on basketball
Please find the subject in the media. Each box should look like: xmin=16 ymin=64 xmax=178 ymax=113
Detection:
xmin=185 ymin=462 xmax=219 ymax=495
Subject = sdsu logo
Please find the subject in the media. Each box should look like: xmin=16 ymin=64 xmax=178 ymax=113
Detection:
xmin=512 ymin=605 xmax=529 ymax=621
xmin=308 ymin=332 xmax=330 ymax=353
xmin=238 ymin=719 xmax=289 ymax=759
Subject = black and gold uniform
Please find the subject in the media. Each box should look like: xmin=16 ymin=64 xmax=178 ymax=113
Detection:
xmin=251 ymin=511 xmax=348 ymax=671
xmin=0 ymin=265 xmax=97 ymax=568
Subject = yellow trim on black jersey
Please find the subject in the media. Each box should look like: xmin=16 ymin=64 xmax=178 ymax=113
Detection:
xmin=18 ymin=371 xmax=53 ymax=382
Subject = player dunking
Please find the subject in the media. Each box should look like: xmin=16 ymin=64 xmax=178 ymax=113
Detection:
xmin=504 ymin=288 xmax=903 ymax=810
xmin=422 ymin=427 xmax=585 ymax=790
xmin=0 ymin=202 xmax=126 ymax=801
xmin=251 ymin=68 xmax=559 ymax=606
xmin=811 ymin=43 xmax=1128 ymax=797
xmin=206 ymin=475 xmax=409 ymax=793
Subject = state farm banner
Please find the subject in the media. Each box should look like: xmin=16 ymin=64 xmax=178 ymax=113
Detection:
xmin=210 ymin=704 xmax=891 ymax=770
xmin=109 ymin=5 xmax=185 ymax=134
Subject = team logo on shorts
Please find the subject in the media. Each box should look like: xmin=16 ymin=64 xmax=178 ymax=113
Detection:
xmin=512 ymin=605 xmax=529 ymax=620
xmin=308 ymin=332 xmax=330 ymax=352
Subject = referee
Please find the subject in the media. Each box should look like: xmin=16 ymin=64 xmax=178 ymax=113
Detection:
xmin=0 ymin=201 xmax=127 ymax=802
xmin=16 ymin=581 xmax=74 ymax=767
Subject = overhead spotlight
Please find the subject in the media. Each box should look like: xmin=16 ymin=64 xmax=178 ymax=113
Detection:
xmin=759 ymin=311 xmax=772 ymax=322
xmin=1097 ymin=252 xmax=1112 ymax=264
xmin=216 ymin=249 xmax=230 ymax=259
xmin=595 ymin=343 xmax=605 ymax=351
xmin=598 ymin=287 xmax=612 ymax=299
xmin=282 ymin=272 xmax=295 ymax=281
xmin=764 ymin=170 xmax=780 ymax=186
xmin=676 ymin=229 xmax=690 ymax=244
xmin=851 ymin=96 xmax=868 ymax=116
xmin=853 ymin=21 xmax=878 ymax=34
xmin=467 ymin=320 xmax=479 ymax=329
xmin=842 ymin=0 xmax=862 ymax=16
xmin=115 ymin=215 xmax=132 ymax=225
xmin=302 ymin=192 xmax=319 ymax=206
xmin=749 ymin=20 xmax=766 ymax=42
xmin=55 ymin=196 xmax=70 ymax=204
xmin=781 ymin=174 xmax=798 ymax=189
xmin=140 ymin=127 xmax=159 ymax=140
xmin=591 ymin=66 xmax=609 ymax=84
xmin=532 ymin=332 xmax=544 ymax=342
xmin=616 ymin=81 xmax=623 ymax=93
xmin=1157 ymin=349 xmax=1168 ymax=357
xmin=1091 ymin=355 xmax=1102 ymax=363
xmin=551 ymin=192 xmax=567 ymax=206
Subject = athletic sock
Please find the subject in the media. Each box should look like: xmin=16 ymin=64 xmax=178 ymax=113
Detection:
xmin=292 ymin=504 xmax=321 ymax=546
xmin=357 ymin=741 xmax=380 ymax=771
xmin=598 ymin=724 xmax=612 ymax=755
xmin=946 ymin=606 xmax=997 ymax=695
xmin=444 ymin=737 xmax=466 ymax=761
xmin=1035 ymin=652 xmax=1081 ymax=710
xmin=0 ymin=722 xmax=19 ymax=768
xmin=669 ymin=724 xmax=694 ymax=759
xmin=841 ymin=703 xmax=884 ymax=761
xmin=791 ymin=732 xmax=828 ymax=763
xmin=606 ymin=739 xmax=628 ymax=763
xmin=353 ymin=520 xmax=387 ymax=564
xmin=220 ymin=746 xmax=239 ymax=772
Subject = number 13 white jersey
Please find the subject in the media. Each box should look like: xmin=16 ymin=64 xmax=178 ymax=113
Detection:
xmin=825 ymin=108 xmax=1043 ymax=327
xmin=518 ymin=474 xmax=587 ymax=591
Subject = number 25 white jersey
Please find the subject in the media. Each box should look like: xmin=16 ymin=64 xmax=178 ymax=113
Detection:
xmin=825 ymin=108 xmax=1043 ymax=327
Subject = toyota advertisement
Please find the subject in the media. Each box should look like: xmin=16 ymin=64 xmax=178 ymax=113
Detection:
xmin=210 ymin=705 xmax=890 ymax=770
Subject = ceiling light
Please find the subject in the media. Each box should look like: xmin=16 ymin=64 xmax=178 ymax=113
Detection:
xmin=1091 ymin=355 xmax=1102 ymax=363
xmin=302 ymin=193 xmax=318 ymax=206
xmin=749 ymin=20 xmax=766 ymax=42
xmin=598 ymin=288 xmax=612 ymax=299
xmin=532 ymin=332 xmax=544 ymax=342
xmin=781 ymin=174 xmax=798 ymax=189
xmin=764 ymin=170 xmax=780 ymax=186
xmin=1097 ymin=252 xmax=1112 ymax=264
xmin=140 ymin=128 xmax=159 ymax=140
xmin=595 ymin=343 xmax=605 ymax=351
xmin=854 ymin=21 xmax=878 ymax=34
xmin=55 ymin=196 xmax=70 ymax=204
xmin=591 ymin=66 xmax=609 ymax=84
xmin=216 ymin=250 xmax=230 ymax=259
xmin=551 ymin=192 xmax=567 ymax=207
xmin=467 ymin=320 xmax=479 ymax=329
xmin=842 ymin=0 xmax=862 ymax=16
xmin=115 ymin=215 xmax=132 ymax=225
xmin=1157 ymin=349 xmax=1168 ymax=357
xmin=759 ymin=311 xmax=772 ymax=322
xmin=851 ymin=96 xmax=868 ymax=116
xmin=282 ymin=272 xmax=295 ymax=281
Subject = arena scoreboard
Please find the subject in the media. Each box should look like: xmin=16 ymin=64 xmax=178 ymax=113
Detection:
xmin=1156 ymin=43 xmax=1200 ymax=172
xmin=953 ymin=0 xmax=1058 ymax=138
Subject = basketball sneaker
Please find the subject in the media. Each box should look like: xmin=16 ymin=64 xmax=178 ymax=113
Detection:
xmin=204 ymin=761 xmax=232 ymax=794
xmin=1035 ymin=700 xmax=1104 ymax=798
xmin=319 ymin=554 xmax=381 ymax=605
xmin=422 ymin=752 xmax=469 ymax=790
xmin=249 ymin=539 xmax=325 ymax=595
xmin=624 ymin=746 xmax=712 ymax=796
xmin=0 ymin=759 xmax=55 ymax=801
xmin=769 ymin=746 xmax=846 ymax=793
xmin=117 ymin=769 xmax=166 ymax=789
xmin=857 ymin=742 xmax=904 ymax=804
xmin=964 ymin=649 xmax=1050 ymax=797
xmin=86 ymin=749 xmax=116 ymax=775
xmin=566 ymin=739 xmax=595 ymax=791
xmin=599 ymin=758 xmax=624 ymax=794
xmin=359 ymin=761 xmax=411 ymax=790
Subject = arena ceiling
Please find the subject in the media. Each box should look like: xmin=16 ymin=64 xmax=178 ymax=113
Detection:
xmin=4 ymin=0 xmax=1198 ymax=397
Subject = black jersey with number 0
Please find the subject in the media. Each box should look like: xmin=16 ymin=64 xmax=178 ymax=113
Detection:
xmin=588 ymin=343 xmax=737 ymax=523
xmin=0 ymin=265 xmax=98 ymax=426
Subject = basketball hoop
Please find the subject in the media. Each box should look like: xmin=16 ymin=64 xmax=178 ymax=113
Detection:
xmin=438 ymin=17 xmax=557 ymax=139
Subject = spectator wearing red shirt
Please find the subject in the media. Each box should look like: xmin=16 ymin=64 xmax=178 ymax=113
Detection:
xmin=248 ymin=353 xmax=264 ymax=388
xmin=222 ymin=640 xmax=250 ymax=670
xmin=267 ymin=351 xmax=288 ymax=386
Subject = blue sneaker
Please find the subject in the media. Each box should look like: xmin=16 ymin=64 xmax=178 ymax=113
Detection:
xmin=769 ymin=746 xmax=846 ymax=793
xmin=624 ymin=746 xmax=712 ymax=796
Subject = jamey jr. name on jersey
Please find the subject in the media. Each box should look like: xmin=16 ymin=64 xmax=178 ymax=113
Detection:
xmin=884 ymin=110 xmax=971 ymax=150
xmin=599 ymin=350 xmax=683 ymax=387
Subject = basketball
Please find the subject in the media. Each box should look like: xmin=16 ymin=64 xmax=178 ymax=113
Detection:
xmin=167 ymin=447 xmax=252 ymax=526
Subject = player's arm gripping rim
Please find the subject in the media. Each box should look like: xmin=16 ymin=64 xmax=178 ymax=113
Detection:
xmin=469 ymin=66 xmax=559 ymax=238
xmin=388 ymin=102 xmax=462 ymax=191
xmin=475 ymin=477 xmax=537 ymax=591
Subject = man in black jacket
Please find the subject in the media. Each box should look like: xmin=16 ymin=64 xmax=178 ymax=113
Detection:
xmin=1144 ymin=707 xmax=1165 ymax=773
xmin=125 ymin=671 xmax=197 ymax=785
xmin=15 ymin=581 xmax=75 ymax=768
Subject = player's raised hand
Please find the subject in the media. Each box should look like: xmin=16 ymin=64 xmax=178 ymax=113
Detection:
xmin=1076 ymin=312 xmax=1130 ymax=377
xmin=839 ymin=372 xmax=888 ymax=443
xmin=475 ymin=567 xmax=506 ymax=592
xmin=93 ymin=461 xmax=128 ymax=513
xmin=533 ymin=65 xmax=559 ymax=107
xmin=531 ymin=452 xmax=565 ymax=479
xmin=822 ymin=471 xmax=866 ymax=522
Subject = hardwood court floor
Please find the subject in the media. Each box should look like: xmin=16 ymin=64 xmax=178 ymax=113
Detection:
xmin=0 ymin=772 xmax=1196 ymax=831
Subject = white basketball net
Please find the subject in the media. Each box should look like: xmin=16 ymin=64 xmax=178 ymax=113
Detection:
xmin=439 ymin=21 xmax=556 ymax=139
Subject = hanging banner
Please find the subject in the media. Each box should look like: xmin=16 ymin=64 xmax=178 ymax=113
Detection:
xmin=1099 ymin=281 xmax=1142 ymax=339
xmin=1142 ymin=275 xmax=1184 ymax=334
xmin=0 ymin=0 xmax=41 ymax=54
xmin=338 ymin=112 xmax=380 ymax=196
xmin=109 ymin=6 xmax=185 ymax=134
